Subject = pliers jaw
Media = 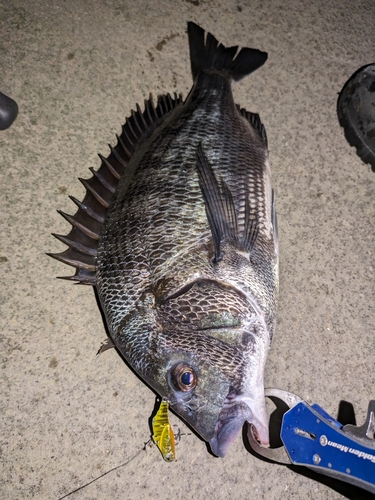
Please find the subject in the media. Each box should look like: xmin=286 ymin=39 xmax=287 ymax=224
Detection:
xmin=247 ymin=387 xmax=303 ymax=464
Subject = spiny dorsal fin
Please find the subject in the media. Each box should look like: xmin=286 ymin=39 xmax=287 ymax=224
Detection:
xmin=196 ymin=144 xmax=258 ymax=262
xmin=237 ymin=105 xmax=267 ymax=148
xmin=49 ymin=93 xmax=183 ymax=284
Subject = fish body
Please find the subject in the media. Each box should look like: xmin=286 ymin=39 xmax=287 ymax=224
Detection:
xmin=50 ymin=22 xmax=278 ymax=457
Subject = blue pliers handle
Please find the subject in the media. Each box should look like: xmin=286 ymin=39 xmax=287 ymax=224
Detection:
xmin=248 ymin=388 xmax=375 ymax=495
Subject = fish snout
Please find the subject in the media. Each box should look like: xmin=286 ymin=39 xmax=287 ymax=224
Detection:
xmin=210 ymin=397 xmax=270 ymax=457
xmin=210 ymin=400 xmax=254 ymax=457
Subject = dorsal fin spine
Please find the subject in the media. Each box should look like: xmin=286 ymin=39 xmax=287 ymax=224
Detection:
xmin=57 ymin=210 xmax=101 ymax=239
xmin=109 ymin=145 xmax=127 ymax=169
xmin=52 ymin=233 xmax=97 ymax=257
xmin=98 ymin=153 xmax=122 ymax=181
xmin=125 ymin=118 xmax=138 ymax=144
xmin=136 ymin=103 xmax=147 ymax=128
xmin=89 ymin=167 xmax=116 ymax=194
xmin=131 ymin=109 xmax=144 ymax=135
xmin=148 ymin=95 xmax=157 ymax=121
xmin=114 ymin=135 xmax=131 ymax=160
xmin=79 ymin=178 xmax=111 ymax=208
xmin=69 ymin=195 xmax=105 ymax=223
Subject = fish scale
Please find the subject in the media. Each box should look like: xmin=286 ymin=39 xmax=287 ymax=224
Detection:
xmin=50 ymin=22 xmax=278 ymax=457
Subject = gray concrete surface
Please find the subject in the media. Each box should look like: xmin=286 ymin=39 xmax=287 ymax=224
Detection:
xmin=1 ymin=0 xmax=374 ymax=498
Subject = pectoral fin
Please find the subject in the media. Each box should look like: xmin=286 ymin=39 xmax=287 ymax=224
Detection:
xmin=196 ymin=144 xmax=258 ymax=261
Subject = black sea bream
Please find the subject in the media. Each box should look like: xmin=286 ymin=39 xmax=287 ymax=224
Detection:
xmin=50 ymin=22 xmax=278 ymax=457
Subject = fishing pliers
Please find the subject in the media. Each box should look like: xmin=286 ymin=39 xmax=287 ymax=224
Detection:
xmin=247 ymin=388 xmax=375 ymax=494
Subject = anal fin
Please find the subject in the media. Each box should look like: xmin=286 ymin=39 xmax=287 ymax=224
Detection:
xmin=237 ymin=105 xmax=268 ymax=148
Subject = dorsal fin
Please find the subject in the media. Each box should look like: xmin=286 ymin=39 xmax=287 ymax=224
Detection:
xmin=236 ymin=105 xmax=267 ymax=148
xmin=196 ymin=144 xmax=258 ymax=263
xmin=49 ymin=93 xmax=183 ymax=284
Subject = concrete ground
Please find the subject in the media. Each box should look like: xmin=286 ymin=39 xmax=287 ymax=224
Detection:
xmin=1 ymin=0 xmax=374 ymax=498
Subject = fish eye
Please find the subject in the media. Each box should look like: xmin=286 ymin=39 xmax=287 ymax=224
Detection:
xmin=171 ymin=363 xmax=197 ymax=392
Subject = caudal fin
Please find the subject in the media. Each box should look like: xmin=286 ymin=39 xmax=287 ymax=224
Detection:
xmin=187 ymin=22 xmax=267 ymax=82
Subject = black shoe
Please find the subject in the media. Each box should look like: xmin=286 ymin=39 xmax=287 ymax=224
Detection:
xmin=337 ymin=64 xmax=375 ymax=172
xmin=0 ymin=92 xmax=18 ymax=130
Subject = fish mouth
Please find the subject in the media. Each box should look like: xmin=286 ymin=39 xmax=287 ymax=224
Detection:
xmin=209 ymin=397 xmax=269 ymax=457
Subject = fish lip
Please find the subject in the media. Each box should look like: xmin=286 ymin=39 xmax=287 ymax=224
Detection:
xmin=209 ymin=396 xmax=270 ymax=457
xmin=209 ymin=400 xmax=253 ymax=457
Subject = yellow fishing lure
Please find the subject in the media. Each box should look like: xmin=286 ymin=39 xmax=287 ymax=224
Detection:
xmin=152 ymin=400 xmax=176 ymax=461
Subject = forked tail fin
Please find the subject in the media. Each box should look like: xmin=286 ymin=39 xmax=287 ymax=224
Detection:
xmin=188 ymin=22 xmax=267 ymax=82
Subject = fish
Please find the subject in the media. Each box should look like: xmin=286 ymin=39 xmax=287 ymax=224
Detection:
xmin=49 ymin=22 xmax=278 ymax=458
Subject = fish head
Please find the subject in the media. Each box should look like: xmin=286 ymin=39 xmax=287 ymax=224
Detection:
xmin=152 ymin=322 xmax=270 ymax=457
